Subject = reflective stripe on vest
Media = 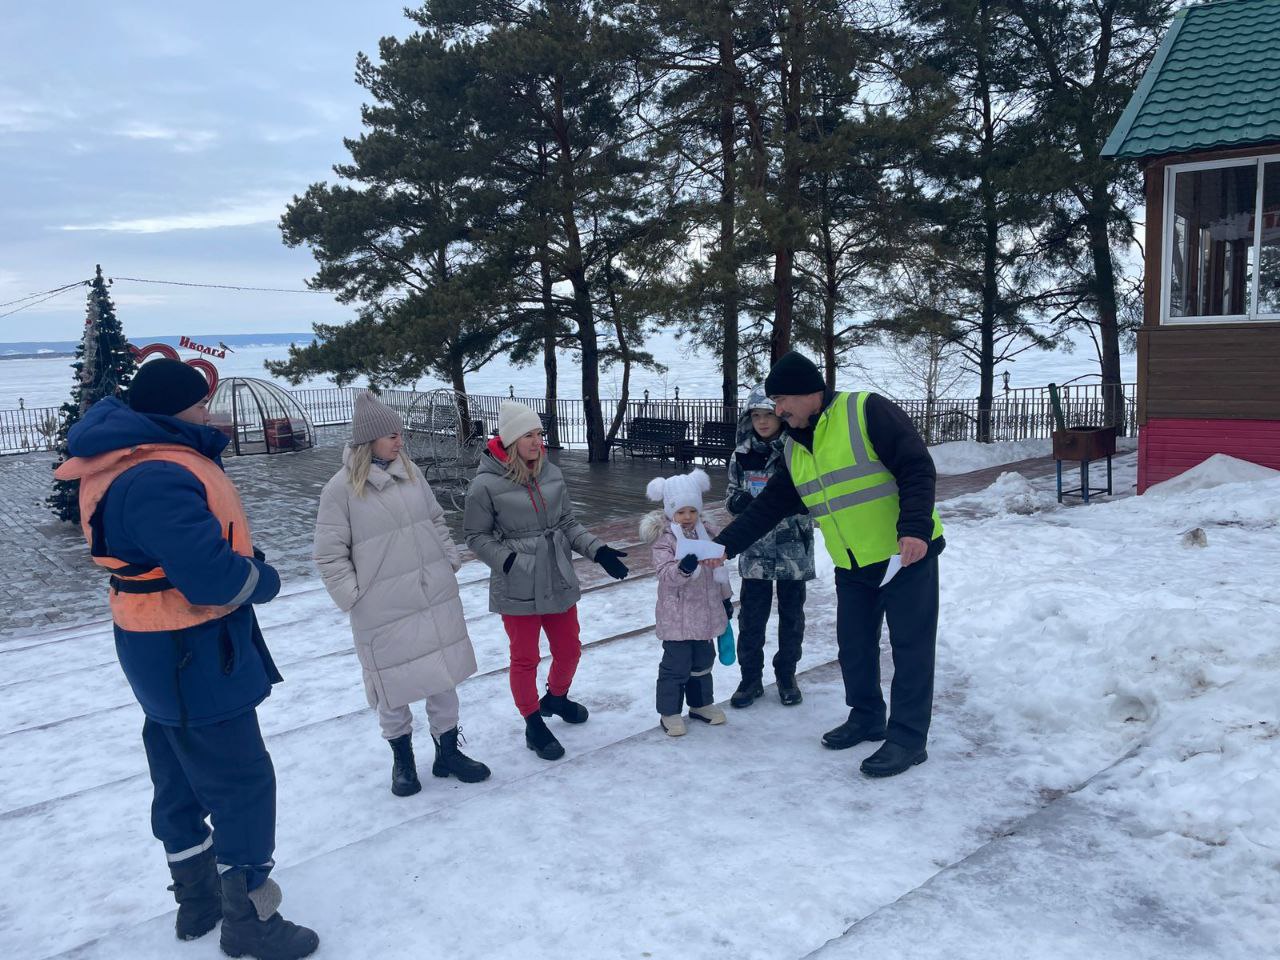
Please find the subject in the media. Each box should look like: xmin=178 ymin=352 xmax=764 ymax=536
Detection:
xmin=784 ymin=392 xmax=942 ymax=569
xmin=54 ymin=443 xmax=254 ymax=631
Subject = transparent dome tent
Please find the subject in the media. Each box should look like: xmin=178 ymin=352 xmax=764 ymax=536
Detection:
xmin=207 ymin=377 xmax=315 ymax=456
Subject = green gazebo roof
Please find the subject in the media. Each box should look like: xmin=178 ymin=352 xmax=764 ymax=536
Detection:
xmin=1102 ymin=0 xmax=1280 ymax=160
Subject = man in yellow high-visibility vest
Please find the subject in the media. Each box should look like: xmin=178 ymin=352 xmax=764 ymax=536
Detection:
xmin=716 ymin=351 xmax=946 ymax=778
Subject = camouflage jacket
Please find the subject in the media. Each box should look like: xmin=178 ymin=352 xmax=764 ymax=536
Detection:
xmin=725 ymin=416 xmax=815 ymax=582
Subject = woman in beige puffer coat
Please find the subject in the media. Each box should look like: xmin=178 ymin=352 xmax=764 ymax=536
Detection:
xmin=313 ymin=392 xmax=489 ymax=797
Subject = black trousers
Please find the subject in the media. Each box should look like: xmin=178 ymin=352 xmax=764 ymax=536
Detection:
xmin=656 ymin=640 xmax=716 ymax=716
xmin=736 ymin=578 xmax=806 ymax=682
xmin=834 ymin=540 xmax=943 ymax=751
xmin=142 ymin=709 xmax=277 ymax=891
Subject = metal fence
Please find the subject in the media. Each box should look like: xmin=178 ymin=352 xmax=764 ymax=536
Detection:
xmin=0 ymin=382 xmax=1136 ymax=457
xmin=0 ymin=406 xmax=62 ymax=455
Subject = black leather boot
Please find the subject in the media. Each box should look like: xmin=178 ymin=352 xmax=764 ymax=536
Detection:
xmin=776 ymin=674 xmax=803 ymax=706
xmin=167 ymin=845 xmax=221 ymax=940
xmin=432 ymin=727 xmax=491 ymax=783
xmin=524 ymin=711 xmax=565 ymax=760
xmin=388 ymin=733 xmax=422 ymax=796
xmin=860 ymin=741 xmax=928 ymax=778
xmin=219 ymin=871 xmax=319 ymax=960
xmin=539 ymin=690 xmax=589 ymax=724
xmin=730 ymin=678 xmax=764 ymax=708
xmin=821 ymin=709 xmax=886 ymax=750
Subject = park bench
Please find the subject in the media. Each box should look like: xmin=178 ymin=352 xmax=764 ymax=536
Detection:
xmin=609 ymin=416 xmax=689 ymax=460
xmin=677 ymin=419 xmax=739 ymax=466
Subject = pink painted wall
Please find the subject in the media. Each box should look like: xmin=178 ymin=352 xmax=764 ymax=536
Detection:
xmin=1139 ymin=418 xmax=1280 ymax=492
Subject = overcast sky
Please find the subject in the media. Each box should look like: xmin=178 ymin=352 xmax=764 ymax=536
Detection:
xmin=0 ymin=1 xmax=415 ymax=341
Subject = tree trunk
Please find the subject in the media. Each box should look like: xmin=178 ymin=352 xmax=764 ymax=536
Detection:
xmin=820 ymin=180 xmax=838 ymax=391
xmin=551 ymin=73 xmax=608 ymax=461
xmin=539 ymin=239 xmax=561 ymax=448
xmin=975 ymin=0 xmax=997 ymax=443
xmin=770 ymin=0 xmax=805 ymax=364
xmin=448 ymin=354 xmax=472 ymax=442
xmin=604 ymin=255 xmax=632 ymax=442
xmin=1086 ymin=186 xmax=1126 ymax=434
xmin=718 ymin=7 xmax=740 ymax=418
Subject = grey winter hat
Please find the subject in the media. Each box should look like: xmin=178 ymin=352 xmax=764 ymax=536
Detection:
xmin=351 ymin=390 xmax=403 ymax=446
xmin=498 ymin=401 xmax=543 ymax=446
xmin=745 ymin=383 xmax=775 ymax=413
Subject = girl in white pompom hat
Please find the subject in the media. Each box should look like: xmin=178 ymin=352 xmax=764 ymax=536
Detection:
xmin=640 ymin=468 xmax=733 ymax=737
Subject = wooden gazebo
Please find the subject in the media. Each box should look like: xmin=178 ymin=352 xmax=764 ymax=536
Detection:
xmin=1102 ymin=0 xmax=1280 ymax=491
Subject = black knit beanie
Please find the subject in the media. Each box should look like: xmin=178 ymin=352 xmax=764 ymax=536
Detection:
xmin=128 ymin=358 xmax=211 ymax=416
xmin=764 ymin=351 xmax=825 ymax=397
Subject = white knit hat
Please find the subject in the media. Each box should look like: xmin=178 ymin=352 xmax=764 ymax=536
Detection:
xmin=646 ymin=468 xmax=711 ymax=519
xmin=351 ymin=391 xmax=403 ymax=446
xmin=498 ymin=402 xmax=543 ymax=446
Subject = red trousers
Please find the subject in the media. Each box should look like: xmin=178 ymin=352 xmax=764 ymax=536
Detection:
xmin=503 ymin=606 xmax=582 ymax=717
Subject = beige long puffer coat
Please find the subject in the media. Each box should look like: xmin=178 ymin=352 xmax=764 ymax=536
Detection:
xmin=313 ymin=449 xmax=477 ymax=710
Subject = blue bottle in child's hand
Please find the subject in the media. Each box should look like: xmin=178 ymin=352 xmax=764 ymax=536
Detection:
xmin=718 ymin=621 xmax=736 ymax=666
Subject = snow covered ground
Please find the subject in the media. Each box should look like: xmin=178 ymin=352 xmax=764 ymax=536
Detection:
xmin=2 ymin=450 xmax=1276 ymax=959
xmin=930 ymin=436 xmax=1138 ymax=475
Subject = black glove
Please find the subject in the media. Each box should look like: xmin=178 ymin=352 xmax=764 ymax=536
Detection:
xmin=503 ymin=552 xmax=517 ymax=574
xmin=678 ymin=553 xmax=698 ymax=575
xmin=253 ymin=546 xmax=266 ymax=562
xmin=726 ymin=491 xmax=754 ymax=515
xmin=723 ymin=598 xmax=734 ymax=618
xmin=712 ymin=535 xmax=737 ymax=561
xmin=596 ymin=545 xmax=629 ymax=580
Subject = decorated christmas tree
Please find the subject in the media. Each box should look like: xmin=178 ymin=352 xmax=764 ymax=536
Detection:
xmin=47 ymin=266 xmax=137 ymax=523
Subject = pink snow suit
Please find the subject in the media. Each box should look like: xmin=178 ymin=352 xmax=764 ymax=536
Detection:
xmin=646 ymin=513 xmax=732 ymax=642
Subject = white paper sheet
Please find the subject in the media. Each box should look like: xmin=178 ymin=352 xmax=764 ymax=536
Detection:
xmin=674 ymin=535 xmax=726 ymax=561
xmin=879 ymin=554 xmax=903 ymax=588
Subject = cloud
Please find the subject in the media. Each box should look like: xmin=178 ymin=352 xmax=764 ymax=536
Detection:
xmin=113 ymin=121 xmax=219 ymax=152
xmin=60 ymin=196 xmax=284 ymax=234
xmin=0 ymin=88 xmax=78 ymax=133
xmin=259 ymin=125 xmax=322 ymax=144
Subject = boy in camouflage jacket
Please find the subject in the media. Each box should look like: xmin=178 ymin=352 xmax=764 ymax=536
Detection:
xmin=725 ymin=384 xmax=816 ymax=707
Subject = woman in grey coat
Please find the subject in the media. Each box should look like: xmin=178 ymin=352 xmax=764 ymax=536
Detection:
xmin=314 ymin=392 xmax=490 ymax=797
xmin=464 ymin=402 xmax=630 ymax=760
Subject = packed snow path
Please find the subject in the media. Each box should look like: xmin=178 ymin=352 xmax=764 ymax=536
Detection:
xmin=2 ymin=452 xmax=1276 ymax=959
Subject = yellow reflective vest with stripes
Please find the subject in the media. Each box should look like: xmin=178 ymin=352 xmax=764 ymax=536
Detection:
xmin=783 ymin=391 xmax=944 ymax=569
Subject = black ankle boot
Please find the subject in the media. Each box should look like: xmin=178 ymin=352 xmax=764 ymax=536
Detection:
xmin=860 ymin=741 xmax=928 ymax=778
xmin=539 ymin=690 xmax=589 ymax=724
xmin=219 ymin=871 xmax=319 ymax=960
xmin=167 ymin=845 xmax=222 ymax=940
xmin=776 ymin=674 xmax=803 ymax=706
xmin=388 ymin=734 xmax=422 ymax=796
xmin=821 ymin=710 xmax=886 ymax=750
xmin=432 ymin=727 xmax=491 ymax=783
xmin=730 ymin=678 xmax=764 ymax=708
xmin=524 ymin=711 xmax=565 ymax=760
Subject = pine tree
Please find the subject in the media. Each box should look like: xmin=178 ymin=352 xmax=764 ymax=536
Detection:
xmin=48 ymin=266 xmax=137 ymax=523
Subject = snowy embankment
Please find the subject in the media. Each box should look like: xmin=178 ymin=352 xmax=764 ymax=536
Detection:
xmin=2 ymin=451 xmax=1276 ymax=959
xmin=929 ymin=435 xmax=1138 ymax=475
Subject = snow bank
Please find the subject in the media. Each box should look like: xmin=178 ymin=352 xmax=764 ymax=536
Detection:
xmin=929 ymin=438 xmax=1051 ymax=474
xmin=946 ymin=470 xmax=1059 ymax=515
xmin=930 ymin=436 xmax=1138 ymax=476
xmin=1144 ymin=452 xmax=1280 ymax=499
xmin=932 ymin=466 xmax=1280 ymax=952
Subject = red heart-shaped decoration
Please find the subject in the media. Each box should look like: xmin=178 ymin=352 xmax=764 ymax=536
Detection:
xmin=128 ymin=342 xmax=219 ymax=397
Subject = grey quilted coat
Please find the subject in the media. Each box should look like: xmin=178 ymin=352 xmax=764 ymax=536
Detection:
xmin=726 ymin=415 xmax=816 ymax=581
xmin=313 ymin=449 xmax=478 ymax=710
xmin=464 ymin=444 xmax=605 ymax=615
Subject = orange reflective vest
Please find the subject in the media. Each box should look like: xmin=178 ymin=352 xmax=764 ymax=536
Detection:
xmin=54 ymin=444 xmax=254 ymax=632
